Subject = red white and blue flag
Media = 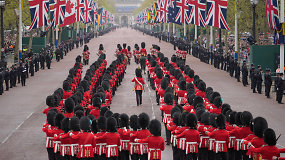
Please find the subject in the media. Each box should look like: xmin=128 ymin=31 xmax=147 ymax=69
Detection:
xmin=155 ymin=0 xmax=162 ymax=23
xmin=75 ymin=0 xmax=84 ymax=22
xmin=160 ymin=0 xmax=169 ymax=23
xmin=173 ymin=0 xmax=190 ymax=24
xmin=187 ymin=0 xmax=206 ymax=27
xmin=84 ymin=0 xmax=92 ymax=23
xmin=28 ymin=0 xmax=50 ymax=30
xmin=265 ymin=0 xmax=280 ymax=30
xmin=50 ymin=0 xmax=66 ymax=27
xmin=92 ymin=1 xmax=98 ymax=25
xmin=205 ymin=0 xmax=230 ymax=30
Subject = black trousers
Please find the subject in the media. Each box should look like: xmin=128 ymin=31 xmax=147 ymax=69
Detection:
xmin=17 ymin=75 xmax=20 ymax=83
xmin=119 ymin=150 xmax=129 ymax=160
xmin=179 ymin=149 xmax=186 ymax=160
xmin=0 ymin=81 xmax=3 ymax=94
xmin=173 ymin=146 xmax=180 ymax=160
xmin=135 ymin=90 xmax=142 ymax=106
xmin=138 ymin=154 xmax=147 ymax=160
xmin=242 ymin=76 xmax=248 ymax=86
xmin=47 ymin=62 xmax=51 ymax=69
xmin=228 ymin=148 xmax=235 ymax=160
xmin=164 ymin=123 xmax=171 ymax=144
xmin=130 ymin=154 xmax=139 ymax=160
xmin=21 ymin=75 xmax=26 ymax=86
xmin=5 ymin=80 xmax=9 ymax=90
xmin=257 ymin=82 xmax=262 ymax=93
xmin=276 ymin=90 xmax=284 ymax=103
xmin=198 ymin=148 xmax=208 ymax=160
xmin=186 ymin=153 xmax=197 ymax=160
xmin=47 ymin=148 xmax=55 ymax=160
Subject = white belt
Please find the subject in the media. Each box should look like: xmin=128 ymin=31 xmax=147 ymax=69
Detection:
xmin=54 ymin=141 xmax=61 ymax=153
xmin=80 ymin=144 xmax=92 ymax=158
xmin=199 ymin=136 xmax=209 ymax=148
xmin=61 ymin=144 xmax=70 ymax=157
xmin=208 ymin=139 xmax=214 ymax=150
xmin=186 ymin=142 xmax=198 ymax=154
xmin=236 ymin=139 xmax=242 ymax=151
xmin=139 ymin=143 xmax=148 ymax=155
xmin=179 ymin=138 xmax=186 ymax=150
xmin=130 ymin=142 xmax=139 ymax=155
xmin=148 ymin=148 xmax=161 ymax=160
xmin=215 ymin=141 xmax=226 ymax=153
xmin=106 ymin=145 xmax=117 ymax=158
xmin=229 ymin=136 xmax=235 ymax=148
xmin=46 ymin=137 xmax=54 ymax=148
xmin=96 ymin=143 xmax=106 ymax=155
xmin=70 ymin=144 xmax=79 ymax=156
xmin=120 ymin=140 xmax=130 ymax=151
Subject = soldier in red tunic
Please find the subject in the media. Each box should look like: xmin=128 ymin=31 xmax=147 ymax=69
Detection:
xmin=52 ymin=113 xmax=65 ymax=160
xmin=136 ymin=119 xmax=165 ymax=160
xmin=117 ymin=114 xmax=130 ymax=160
xmin=96 ymin=117 xmax=121 ymax=160
xmin=87 ymin=97 xmax=101 ymax=119
xmin=64 ymin=98 xmax=75 ymax=118
xmin=98 ymin=44 xmax=106 ymax=56
xmin=55 ymin=117 xmax=71 ymax=160
xmin=131 ymin=68 xmax=145 ymax=106
xmin=130 ymin=113 xmax=152 ymax=160
xmin=95 ymin=116 xmax=107 ymax=159
xmin=160 ymin=92 xmax=174 ymax=145
xmin=129 ymin=115 xmax=139 ymax=160
xmin=177 ymin=113 xmax=200 ymax=160
xmin=82 ymin=45 xmax=90 ymax=65
xmin=42 ymin=111 xmax=57 ymax=160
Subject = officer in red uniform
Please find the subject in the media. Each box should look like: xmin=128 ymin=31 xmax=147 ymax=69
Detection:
xmin=42 ymin=111 xmax=57 ymax=160
xmin=64 ymin=98 xmax=75 ymax=118
xmin=98 ymin=44 xmax=106 ymax=56
xmin=131 ymin=68 xmax=145 ymax=106
xmin=129 ymin=115 xmax=139 ymax=160
xmin=160 ymin=93 xmax=174 ymax=145
xmin=117 ymin=113 xmax=130 ymax=160
xmin=136 ymin=119 xmax=165 ymax=160
xmin=82 ymin=45 xmax=90 ymax=65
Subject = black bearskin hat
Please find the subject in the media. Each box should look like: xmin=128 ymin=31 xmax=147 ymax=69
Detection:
xmin=104 ymin=110 xmax=113 ymax=119
xmin=74 ymin=105 xmax=84 ymax=113
xmin=164 ymin=92 xmax=174 ymax=105
xmin=64 ymin=98 xmax=75 ymax=113
xmin=80 ymin=116 xmax=91 ymax=131
xmin=241 ymin=111 xmax=253 ymax=126
xmin=107 ymin=117 xmax=117 ymax=132
xmin=100 ymin=107 xmax=109 ymax=117
xmin=55 ymin=113 xmax=65 ymax=129
xmin=193 ymin=96 xmax=203 ymax=108
xmin=88 ymin=115 xmax=95 ymax=121
xmin=61 ymin=117 xmax=70 ymax=133
xmin=253 ymin=117 xmax=268 ymax=138
xmin=135 ymin=68 xmax=142 ymax=78
xmin=149 ymin=119 xmax=161 ymax=136
xmin=186 ymin=113 xmax=197 ymax=128
xmin=209 ymin=114 xmax=217 ymax=127
xmin=173 ymin=112 xmax=182 ymax=126
xmin=91 ymin=119 xmax=98 ymax=134
xmin=235 ymin=112 xmax=243 ymax=126
xmin=98 ymin=116 xmax=107 ymax=130
xmin=263 ymin=128 xmax=277 ymax=146
xmin=161 ymin=77 xmax=169 ymax=90
xmin=156 ymin=69 xmax=163 ymax=79
xmin=197 ymin=81 xmax=206 ymax=92
xmin=171 ymin=107 xmax=181 ymax=118
xmin=123 ymin=43 xmax=127 ymax=48
xmin=112 ymin=113 xmax=120 ymax=128
xmin=187 ymin=94 xmax=196 ymax=105
xmin=210 ymin=92 xmax=220 ymax=103
xmin=119 ymin=113 xmax=129 ymax=128
xmin=75 ymin=110 xmax=84 ymax=119
xmin=99 ymin=44 xmax=104 ymax=50
xmin=138 ymin=113 xmax=150 ymax=129
xmin=179 ymin=80 xmax=187 ymax=90
xmin=221 ymin=104 xmax=231 ymax=115
xmin=127 ymin=46 xmax=131 ymax=51
xmin=92 ymin=97 xmax=102 ymax=108
xmin=47 ymin=111 xmax=57 ymax=126
xmin=229 ymin=111 xmax=237 ymax=125
xmin=196 ymin=109 xmax=205 ymax=121
xmin=141 ymin=42 xmax=145 ymax=49
xmin=70 ymin=116 xmax=80 ymax=131
xmin=63 ymin=81 xmax=70 ymax=91
xmin=201 ymin=112 xmax=210 ymax=125
xmin=213 ymin=97 xmax=222 ymax=108
xmin=216 ymin=114 xmax=226 ymax=129
xmin=130 ymin=115 xmax=138 ymax=130
xmin=46 ymin=95 xmax=55 ymax=107
xmin=181 ymin=112 xmax=189 ymax=126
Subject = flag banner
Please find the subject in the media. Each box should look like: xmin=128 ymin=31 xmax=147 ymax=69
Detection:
xmin=28 ymin=0 xmax=50 ymax=30
xmin=50 ymin=0 xmax=66 ymax=27
xmin=187 ymin=0 xmax=206 ymax=27
xmin=61 ymin=0 xmax=76 ymax=27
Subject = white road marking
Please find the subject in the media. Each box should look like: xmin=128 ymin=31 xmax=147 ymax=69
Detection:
xmin=144 ymin=75 xmax=156 ymax=119
xmin=1 ymin=112 xmax=33 ymax=144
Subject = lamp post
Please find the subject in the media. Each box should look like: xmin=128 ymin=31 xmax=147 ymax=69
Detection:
xmin=0 ymin=0 xmax=5 ymax=58
xmin=250 ymin=0 xmax=258 ymax=44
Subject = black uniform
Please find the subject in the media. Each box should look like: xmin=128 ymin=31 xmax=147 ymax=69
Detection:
xmin=264 ymin=72 xmax=272 ymax=98
xmin=10 ymin=69 xmax=15 ymax=88
xmin=275 ymin=76 xmax=284 ymax=104
xmin=25 ymin=63 xmax=29 ymax=78
xmin=256 ymin=70 xmax=263 ymax=94
xmin=242 ymin=64 xmax=249 ymax=86
xmin=35 ymin=57 xmax=39 ymax=72
xmin=40 ymin=53 xmax=45 ymax=70
xmin=46 ymin=54 xmax=51 ymax=69
xmin=0 ymin=70 xmax=3 ymax=95
xmin=252 ymin=70 xmax=257 ymax=93
xmin=235 ymin=64 xmax=241 ymax=82
xmin=30 ymin=60 xmax=35 ymax=76
xmin=4 ymin=70 xmax=10 ymax=91
xmin=19 ymin=65 xmax=26 ymax=86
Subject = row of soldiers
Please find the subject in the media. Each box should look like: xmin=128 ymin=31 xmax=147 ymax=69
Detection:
xmin=142 ymin=44 xmax=284 ymax=160
xmin=192 ymin=45 xmax=284 ymax=104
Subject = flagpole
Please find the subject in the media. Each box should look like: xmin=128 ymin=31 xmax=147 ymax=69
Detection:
xmin=194 ymin=25 xmax=197 ymax=44
xmin=173 ymin=23 xmax=175 ymax=36
xmin=19 ymin=0 xmax=22 ymax=63
xmin=184 ymin=22 xmax=186 ymax=37
xmin=235 ymin=0 xmax=238 ymax=60
xmin=280 ymin=0 xmax=285 ymax=78
xmin=56 ymin=25 xmax=58 ymax=47
xmin=77 ymin=22 xmax=79 ymax=36
xmin=210 ymin=26 xmax=213 ymax=51
xmin=168 ymin=23 xmax=170 ymax=41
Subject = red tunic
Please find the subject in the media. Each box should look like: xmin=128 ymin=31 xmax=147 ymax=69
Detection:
xmin=230 ymin=126 xmax=252 ymax=151
xmin=71 ymin=132 xmax=96 ymax=158
xmin=131 ymin=129 xmax=152 ymax=155
xmin=176 ymin=129 xmax=200 ymax=154
xmin=96 ymin=132 xmax=121 ymax=157
xmin=208 ymin=129 xmax=229 ymax=153
xmin=160 ymin=105 xmax=173 ymax=124
xmin=63 ymin=90 xmax=73 ymax=99
xmin=249 ymin=145 xmax=280 ymax=159
xmin=117 ymin=128 xmax=130 ymax=151
xmin=137 ymin=136 xmax=165 ymax=160
xmin=132 ymin=77 xmax=145 ymax=90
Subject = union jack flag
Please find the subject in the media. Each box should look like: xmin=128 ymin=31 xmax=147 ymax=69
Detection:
xmin=101 ymin=8 xmax=107 ymax=25
xmin=155 ymin=0 xmax=162 ymax=23
xmin=187 ymin=0 xmax=206 ymax=27
xmin=159 ymin=0 xmax=169 ymax=23
xmin=84 ymin=0 xmax=92 ymax=23
xmin=142 ymin=9 xmax=148 ymax=24
xmin=50 ymin=0 xmax=66 ymax=27
xmin=265 ymin=0 xmax=280 ymax=30
xmin=28 ymin=0 xmax=50 ymax=30
xmin=173 ymin=0 xmax=190 ymax=24
xmin=75 ymin=0 xmax=84 ymax=22
xmin=205 ymin=0 xmax=229 ymax=30
xmin=92 ymin=1 xmax=98 ymax=25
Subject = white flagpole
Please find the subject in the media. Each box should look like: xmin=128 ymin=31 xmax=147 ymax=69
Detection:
xmin=19 ymin=0 xmax=22 ymax=63
xmin=184 ymin=22 xmax=186 ymax=37
xmin=280 ymin=0 xmax=285 ymax=78
xmin=194 ymin=25 xmax=197 ymax=44
xmin=173 ymin=23 xmax=175 ymax=36
xmin=210 ymin=26 xmax=213 ymax=51
xmin=235 ymin=0 xmax=238 ymax=59
xmin=56 ymin=25 xmax=58 ymax=47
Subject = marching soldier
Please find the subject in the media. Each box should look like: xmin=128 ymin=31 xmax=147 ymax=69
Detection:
xmin=264 ymin=68 xmax=272 ymax=98
xmin=131 ymin=68 xmax=145 ymax=106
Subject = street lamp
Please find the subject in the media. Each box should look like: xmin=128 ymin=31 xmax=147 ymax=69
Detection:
xmin=250 ymin=0 xmax=258 ymax=44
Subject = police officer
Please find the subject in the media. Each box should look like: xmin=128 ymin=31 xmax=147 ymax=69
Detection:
xmin=34 ymin=55 xmax=39 ymax=72
xmin=264 ymin=68 xmax=272 ymax=98
xmin=250 ymin=64 xmax=255 ymax=89
xmin=256 ymin=65 xmax=263 ymax=94
xmin=235 ymin=62 xmax=241 ymax=82
xmin=46 ymin=53 xmax=51 ymax=69
xmin=30 ymin=58 xmax=35 ymax=76
xmin=19 ymin=63 xmax=26 ymax=86
xmin=275 ymin=73 xmax=284 ymax=104
xmin=0 ymin=68 xmax=3 ymax=95
xmin=40 ymin=49 xmax=45 ymax=70
xmin=4 ymin=68 xmax=10 ymax=91
xmin=242 ymin=62 xmax=249 ymax=86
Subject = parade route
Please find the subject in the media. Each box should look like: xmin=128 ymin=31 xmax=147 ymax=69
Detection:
xmin=0 ymin=28 xmax=284 ymax=159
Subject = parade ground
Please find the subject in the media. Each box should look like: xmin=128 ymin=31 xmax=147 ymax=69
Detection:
xmin=0 ymin=28 xmax=284 ymax=159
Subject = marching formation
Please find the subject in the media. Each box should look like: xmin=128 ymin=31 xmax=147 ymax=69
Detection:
xmin=42 ymin=39 xmax=285 ymax=160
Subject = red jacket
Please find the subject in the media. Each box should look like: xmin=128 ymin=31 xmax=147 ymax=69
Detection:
xmin=138 ymin=136 xmax=165 ymax=160
xmin=132 ymin=77 xmax=145 ymax=90
xmin=208 ymin=129 xmax=229 ymax=152
xmin=177 ymin=129 xmax=200 ymax=153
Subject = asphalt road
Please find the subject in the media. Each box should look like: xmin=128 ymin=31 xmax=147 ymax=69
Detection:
xmin=0 ymin=28 xmax=284 ymax=160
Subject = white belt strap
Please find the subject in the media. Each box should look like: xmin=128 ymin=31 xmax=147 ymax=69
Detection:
xmin=215 ymin=141 xmax=226 ymax=153
xmin=186 ymin=142 xmax=198 ymax=154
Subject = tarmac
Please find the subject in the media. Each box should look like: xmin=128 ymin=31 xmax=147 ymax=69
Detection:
xmin=0 ymin=28 xmax=284 ymax=160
